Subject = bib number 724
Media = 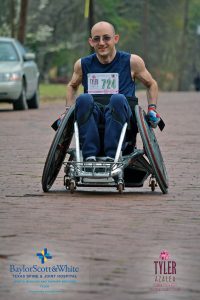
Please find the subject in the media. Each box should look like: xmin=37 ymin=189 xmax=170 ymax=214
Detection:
xmin=101 ymin=78 xmax=116 ymax=90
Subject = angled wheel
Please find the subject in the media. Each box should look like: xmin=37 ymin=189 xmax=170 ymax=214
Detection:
xmin=150 ymin=179 xmax=156 ymax=191
xmin=42 ymin=106 xmax=75 ymax=192
xmin=118 ymin=183 xmax=124 ymax=194
xmin=69 ymin=181 xmax=76 ymax=194
xmin=135 ymin=105 xmax=169 ymax=194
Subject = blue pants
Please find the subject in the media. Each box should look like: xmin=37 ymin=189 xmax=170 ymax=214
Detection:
xmin=75 ymin=94 xmax=133 ymax=159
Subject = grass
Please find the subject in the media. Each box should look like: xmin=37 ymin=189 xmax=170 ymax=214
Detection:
xmin=39 ymin=83 xmax=66 ymax=101
xmin=39 ymin=83 xmax=83 ymax=102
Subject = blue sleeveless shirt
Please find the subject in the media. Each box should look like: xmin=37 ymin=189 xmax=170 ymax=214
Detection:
xmin=81 ymin=51 xmax=135 ymax=97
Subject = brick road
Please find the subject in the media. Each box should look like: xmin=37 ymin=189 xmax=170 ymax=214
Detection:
xmin=0 ymin=92 xmax=200 ymax=300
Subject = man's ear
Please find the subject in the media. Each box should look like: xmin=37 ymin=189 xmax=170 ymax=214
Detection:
xmin=88 ymin=37 xmax=94 ymax=48
xmin=114 ymin=34 xmax=120 ymax=44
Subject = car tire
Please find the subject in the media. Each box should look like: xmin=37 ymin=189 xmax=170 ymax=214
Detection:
xmin=13 ymin=81 xmax=28 ymax=110
xmin=27 ymin=88 xmax=39 ymax=109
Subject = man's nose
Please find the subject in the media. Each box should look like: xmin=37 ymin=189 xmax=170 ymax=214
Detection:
xmin=99 ymin=37 xmax=106 ymax=45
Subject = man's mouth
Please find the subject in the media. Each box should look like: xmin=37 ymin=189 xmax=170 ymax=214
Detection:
xmin=98 ymin=48 xmax=107 ymax=51
xmin=98 ymin=46 xmax=107 ymax=49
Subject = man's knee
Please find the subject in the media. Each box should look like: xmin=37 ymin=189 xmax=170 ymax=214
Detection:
xmin=109 ymin=94 xmax=127 ymax=109
xmin=75 ymin=94 xmax=95 ymax=125
xmin=76 ymin=93 xmax=94 ymax=110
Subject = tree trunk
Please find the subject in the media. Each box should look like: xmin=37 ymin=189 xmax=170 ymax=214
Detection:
xmin=10 ymin=0 xmax=16 ymax=37
xmin=177 ymin=0 xmax=189 ymax=91
xmin=142 ymin=0 xmax=148 ymax=67
xmin=88 ymin=0 xmax=94 ymax=54
xmin=17 ymin=0 xmax=29 ymax=44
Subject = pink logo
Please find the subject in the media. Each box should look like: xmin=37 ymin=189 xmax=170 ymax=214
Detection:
xmin=152 ymin=250 xmax=179 ymax=292
xmin=159 ymin=250 xmax=169 ymax=260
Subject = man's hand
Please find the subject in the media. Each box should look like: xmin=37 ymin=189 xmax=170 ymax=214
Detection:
xmin=147 ymin=104 xmax=161 ymax=128
xmin=51 ymin=106 xmax=70 ymax=131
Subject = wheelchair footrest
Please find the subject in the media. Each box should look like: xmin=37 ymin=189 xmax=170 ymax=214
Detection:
xmin=81 ymin=176 xmax=115 ymax=185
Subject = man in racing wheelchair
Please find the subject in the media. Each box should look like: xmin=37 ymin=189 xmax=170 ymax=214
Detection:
xmin=66 ymin=21 xmax=161 ymax=163
xmin=42 ymin=21 xmax=168 ymax=194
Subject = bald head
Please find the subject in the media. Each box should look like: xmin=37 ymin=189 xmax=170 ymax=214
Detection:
xmin=91 ymin=21 xmax=115 ymax=36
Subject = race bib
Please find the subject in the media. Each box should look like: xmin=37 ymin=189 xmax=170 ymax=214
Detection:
xmin=87 ymin=73 xmax=119 ymax=94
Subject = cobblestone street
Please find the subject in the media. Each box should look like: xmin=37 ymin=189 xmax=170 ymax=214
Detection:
xmin=0 ymin=92 xmax=200 ymax=300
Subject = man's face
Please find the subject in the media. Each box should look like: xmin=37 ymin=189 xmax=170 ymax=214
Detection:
xmin=89 ymin=24 xmax=119 ymax=58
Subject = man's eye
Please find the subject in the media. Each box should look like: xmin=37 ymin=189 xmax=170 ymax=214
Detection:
xmin=92 ymin=37 xmax=100 ymax=43
xmin=103 ymin=36 xmax=112 ymax=42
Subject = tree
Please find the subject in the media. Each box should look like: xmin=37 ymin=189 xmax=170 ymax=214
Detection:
xmin=142 ymin=0 xmax=149 ymax=66
xmin=177 ymin=0 xmax=190 ymax=90
xmin=17 ymin=0 xmax=29 ymax=44
xmin=10 ymin=0 xmax=16 ymax=37
xmin=88 ymin=0 xmax=95 ymax=53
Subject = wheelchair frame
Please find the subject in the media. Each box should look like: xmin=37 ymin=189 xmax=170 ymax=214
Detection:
xmin=42 ymin=102 xmax=168 ymax=194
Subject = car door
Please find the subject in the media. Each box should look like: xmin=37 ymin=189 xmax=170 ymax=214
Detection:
xmin=14 ymin=41 xmax=38 ymax=98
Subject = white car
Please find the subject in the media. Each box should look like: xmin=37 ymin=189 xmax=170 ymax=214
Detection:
xmin=0 ymin=37 xmax=40 ymax=110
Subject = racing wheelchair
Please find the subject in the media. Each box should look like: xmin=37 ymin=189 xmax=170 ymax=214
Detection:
xmin=42 ymin=96 xmax=168 ymax=194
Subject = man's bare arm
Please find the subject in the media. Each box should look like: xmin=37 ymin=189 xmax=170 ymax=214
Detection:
xmin=130 ymin=54 xmax=158 ymax=106
xmin=66 ymin=59 xmax=82 ymax=106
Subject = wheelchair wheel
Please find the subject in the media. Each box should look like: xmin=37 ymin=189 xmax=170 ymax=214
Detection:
xmin=118 ymin=183 xmax=124 ymax=194
xmin=42 ymin=106 xmax=75 ymax=192
xmin=135 ymin=105 xmax=169 ymax=194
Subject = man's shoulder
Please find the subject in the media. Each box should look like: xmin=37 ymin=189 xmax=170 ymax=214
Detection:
xmin=117 ymin=51 xmax=132 ymax=64
xmin=130 ymin=54 xmax=146 ymax=73
xmin=130 ymin=54 xmax=144 ymax=62
xmin=118 ymin=50 xmax=130 ymax=54
xmin=81 ymin=53 xmax=96 ymax=63
xmin=118 ymin=50 xmax=131 ymax=57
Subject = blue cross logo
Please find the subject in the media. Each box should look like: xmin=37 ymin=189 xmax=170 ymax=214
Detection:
xmin=36 ymin=248 xmax=52 ymax=264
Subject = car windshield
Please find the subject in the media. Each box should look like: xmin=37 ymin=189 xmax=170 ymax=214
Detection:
xmin=0 ymin=41 xmax=19 ymax=62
